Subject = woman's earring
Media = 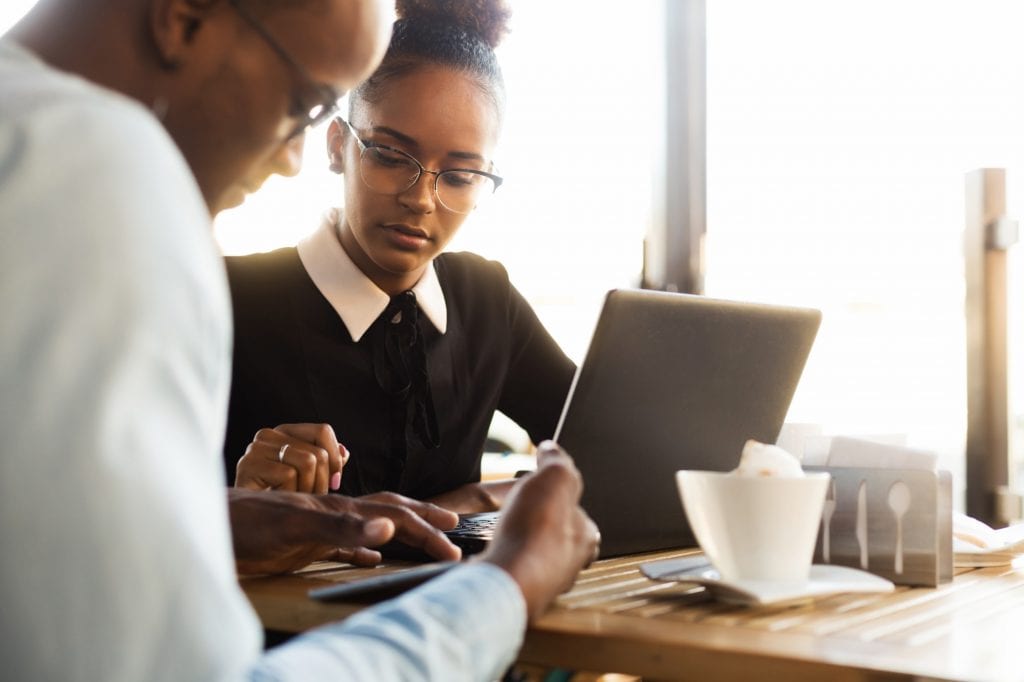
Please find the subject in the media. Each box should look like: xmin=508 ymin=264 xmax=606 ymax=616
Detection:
xmin=329 ymin=156 xmax=343 ymax=174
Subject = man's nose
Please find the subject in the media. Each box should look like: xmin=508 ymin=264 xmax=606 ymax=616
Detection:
xmin=271 ymin=132 xmax=306 ymax=178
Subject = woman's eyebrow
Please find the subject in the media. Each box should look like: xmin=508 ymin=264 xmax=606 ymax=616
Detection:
xmin=369 ymin=125 xmax=417 ymax=147
xmin=448 ymin=150 xmax=486 ymax=163
xmin=369 ymin=125 xmax=486 ymax=163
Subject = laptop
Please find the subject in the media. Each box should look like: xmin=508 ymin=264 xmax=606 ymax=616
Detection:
xmin=388 ymin=289 xmax=821 ymax=560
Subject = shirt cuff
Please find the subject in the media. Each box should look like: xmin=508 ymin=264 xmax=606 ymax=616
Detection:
xmin=255 ymin=562 xmax=527 ymax=682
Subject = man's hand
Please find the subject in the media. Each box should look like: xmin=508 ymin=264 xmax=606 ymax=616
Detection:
xmin=478 ymin=441 xmax=600 ymax=621
xmin=229 ymin=488 xmax=461 ymax=575
xmin=234 ymin=423 xmax=348 ymax=494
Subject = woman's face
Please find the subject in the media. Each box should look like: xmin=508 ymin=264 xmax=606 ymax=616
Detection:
xmin=330 ymin=65 xmax=501 ymax=294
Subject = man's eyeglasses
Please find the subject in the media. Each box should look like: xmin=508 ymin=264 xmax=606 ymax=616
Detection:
xmin=338 ymin=118 xmax=504 ymax=215
xmin=229 ymin=0 xmax=341 ymax=141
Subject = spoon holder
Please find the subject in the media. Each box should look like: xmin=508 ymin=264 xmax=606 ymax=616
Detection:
xmin=805 ymin=466 xmax=953 ymax=586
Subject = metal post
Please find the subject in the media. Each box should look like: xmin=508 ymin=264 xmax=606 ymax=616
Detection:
xmin=644 ymin=0 xmax=706 ymax=294
xmin=964 ymin=168 xmax=1020 ymax=525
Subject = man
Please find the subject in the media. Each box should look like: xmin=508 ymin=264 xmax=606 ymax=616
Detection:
xmin=0 ymin=0 xmax=599 ymax=679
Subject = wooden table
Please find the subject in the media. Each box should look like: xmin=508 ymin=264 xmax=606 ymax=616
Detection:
xmin=240 ymin=549 xmax=1024 ymax=681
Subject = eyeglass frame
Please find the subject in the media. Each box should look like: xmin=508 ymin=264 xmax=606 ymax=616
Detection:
xmin=337 ymin=117 xmax=504 ymax=214
xmin=228 ymin=0 xmax=342 ymax=141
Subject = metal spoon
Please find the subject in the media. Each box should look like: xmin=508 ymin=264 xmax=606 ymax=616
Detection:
xmin=888 ymin=480 xmax=911 ymax=574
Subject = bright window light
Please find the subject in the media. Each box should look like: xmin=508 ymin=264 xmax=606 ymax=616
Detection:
xmin=706 ymin=0 xmax=1024 ymax=492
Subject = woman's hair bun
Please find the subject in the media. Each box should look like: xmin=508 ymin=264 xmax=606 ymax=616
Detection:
xmin=395 ymin=0 xmax=511 ymax=48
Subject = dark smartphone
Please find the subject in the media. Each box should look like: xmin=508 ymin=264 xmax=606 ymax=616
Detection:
xmin=308 ymin=561 xmax=458 ymax=603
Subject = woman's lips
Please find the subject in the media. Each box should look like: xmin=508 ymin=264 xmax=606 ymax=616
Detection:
xmin=381 ymin=223 xmax=431 ymax=250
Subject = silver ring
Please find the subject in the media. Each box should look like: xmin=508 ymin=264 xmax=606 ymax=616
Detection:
xmin=278 ymin=443 xmax=289 ymax=462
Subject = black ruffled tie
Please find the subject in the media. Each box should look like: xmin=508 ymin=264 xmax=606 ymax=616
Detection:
xmin=371 ymin=291 xmax=441 ymax=450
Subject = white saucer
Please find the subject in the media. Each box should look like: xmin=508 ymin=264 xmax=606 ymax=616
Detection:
xmin=640 ymin=558 xmax=895 ymax=606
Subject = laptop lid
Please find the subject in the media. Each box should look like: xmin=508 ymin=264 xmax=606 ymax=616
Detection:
xmin=553 ymin=289 xmax=821 ymax=558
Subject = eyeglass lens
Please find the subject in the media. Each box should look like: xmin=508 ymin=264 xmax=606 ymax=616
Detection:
xmin=284 ymin=100 xmax=337 ymax=141
xmin=359 ymin=146 xmax=497 ymax=214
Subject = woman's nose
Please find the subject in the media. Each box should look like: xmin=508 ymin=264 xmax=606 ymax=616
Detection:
xmin=397 ymin=171 xmax=437 ymax=213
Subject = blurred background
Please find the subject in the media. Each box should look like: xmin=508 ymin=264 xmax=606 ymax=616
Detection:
xmin=6 ymin=0 xmax=1021 ymax=509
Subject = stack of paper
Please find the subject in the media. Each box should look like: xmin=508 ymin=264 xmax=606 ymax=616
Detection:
xmin=953 ymin=512 xmax=1024 ymax=567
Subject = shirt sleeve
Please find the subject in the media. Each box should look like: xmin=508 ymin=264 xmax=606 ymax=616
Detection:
xmin=250 ymin=563 xmax=527 ymax=682
xmin=497 ymin=279 xmax=578 ymax=444
xmin=1 ymin=48 xmax=530 ymax=682
xmin=0 ymin=79 xmax=260 ymax=681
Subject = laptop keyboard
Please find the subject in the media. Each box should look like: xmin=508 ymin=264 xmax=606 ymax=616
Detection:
xmin=446 ymin=512 xmax=499 ymax=543
xmin=378 ymin=512 xmax=497 ymax=561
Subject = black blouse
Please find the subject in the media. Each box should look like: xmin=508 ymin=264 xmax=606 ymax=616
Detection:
xmin=222 ymin=248 xmax=576 ymax=499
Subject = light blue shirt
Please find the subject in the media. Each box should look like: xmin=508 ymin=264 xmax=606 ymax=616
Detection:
xmin=0 ymin=39 xmax=525 ymax=681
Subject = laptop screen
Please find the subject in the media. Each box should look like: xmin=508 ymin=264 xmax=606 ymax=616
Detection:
xmin=554 ymin=289 xmax=821 ymax=557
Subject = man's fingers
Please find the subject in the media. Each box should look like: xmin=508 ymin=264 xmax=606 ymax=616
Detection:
xmin=352 ymin=499 xmax=461 ymax=561
xmin=415 ymin=501 xmax=459 ymax=531
xmin=299 ymin=510 xmax=396 ymax=553
xmin=350 ymin=546 xmax=384 ymax=566
xmin=536 ymin=440 xmax=567 ymax=463
xmin=518 ymin=448 xmax=583 ymax=505
xmin=310 ymin=493 xmax=461 ymax=561
xmin=360 ymin=492 xmax=459 ymax=531
xmin=386 ymin=509 xmax=461 ymax=561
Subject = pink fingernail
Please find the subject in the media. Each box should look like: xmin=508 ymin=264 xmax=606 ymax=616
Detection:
xmin=330 ymin=472 xmax=341 ymax=490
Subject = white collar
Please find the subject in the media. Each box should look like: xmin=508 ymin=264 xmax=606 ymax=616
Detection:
xmin=296 ymin=208 xmax=448 ymax=342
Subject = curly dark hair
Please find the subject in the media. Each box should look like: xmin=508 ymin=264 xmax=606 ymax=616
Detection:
xmin=351 ymin=0 xmax=511 ymax=115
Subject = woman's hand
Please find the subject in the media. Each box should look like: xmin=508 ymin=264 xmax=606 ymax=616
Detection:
xmin=234 ymin=423 xmax=349 ymax=494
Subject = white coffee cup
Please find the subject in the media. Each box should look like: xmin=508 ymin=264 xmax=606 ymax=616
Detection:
xmin=676 ymin=470 xmax=831 ymax=583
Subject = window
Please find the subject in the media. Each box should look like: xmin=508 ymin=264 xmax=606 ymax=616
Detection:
xmin=12 ymin=1 xmax=1020 ymax=493
xmin=705 ymin=0 xmax=1024 ymax=499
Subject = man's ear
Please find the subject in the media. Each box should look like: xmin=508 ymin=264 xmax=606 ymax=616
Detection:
xmin=326 ymin=118 xmax=347 ymax=174
xmin=148 ymin=0 xmax=219 ymax=68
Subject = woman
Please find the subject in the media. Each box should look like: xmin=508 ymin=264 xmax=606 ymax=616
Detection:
xmin=223 ymin=0 xmax=576 ymax=512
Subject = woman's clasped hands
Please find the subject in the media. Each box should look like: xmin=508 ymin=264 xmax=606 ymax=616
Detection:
xmin=235 ymin=423 xmax=349 ymax=494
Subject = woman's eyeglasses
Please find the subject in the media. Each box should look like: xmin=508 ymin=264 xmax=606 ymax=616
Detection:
xmin=339 ymin=118 xmax=504 ymax=215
